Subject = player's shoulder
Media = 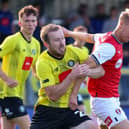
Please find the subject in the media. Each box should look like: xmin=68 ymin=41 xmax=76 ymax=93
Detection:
xmin=81 ymin=46 xmax=89 ymax=53
xmin=66 ymin=44 xmax=80 ymax=51
xmin=37 ymin=50 xmax=49 ymax=66
xmin=67 ymin=44 xmax=89 ymax=53
xmin=32 ymin=36 xmax=40 ymax=42
xmin=4 ymin=32 xmax=19 ymax=41
xmin=32 ymin=36 xmax=41 ymax=46
xmin=38 ymin=50 xmax=48 ymax=61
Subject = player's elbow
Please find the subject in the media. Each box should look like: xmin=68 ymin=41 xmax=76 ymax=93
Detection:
xmin=97 ymin=69 xmax=105 ymax=78
xmin=93 ymin=69 xmax=105 ymax=79
xmin=98 ymin=66 xmax=105 ymax=77
xmin=101 ymin=69 xmax=105 ymax=77
xmin=103 ymin=70 xmax=105 ymax=76
xmin=45 ymin=87 xmax=62 ymax=101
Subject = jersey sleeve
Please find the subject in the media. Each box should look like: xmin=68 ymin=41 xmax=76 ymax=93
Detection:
xmin=91 ymin=43 xmax=116 ymax=65
xmin=70 ymin=46 xmax=89 ymax=64
xmin=36 ymin=59 xmax=56 ymax=88
xmin=0 ymin=36 xmax=16 ymax=57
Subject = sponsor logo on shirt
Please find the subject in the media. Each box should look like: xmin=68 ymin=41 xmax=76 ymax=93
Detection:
xmin=115 ymin=58 xmax=122 ymax=68
xmin=22 ymin=57 xmax=33 ymax=70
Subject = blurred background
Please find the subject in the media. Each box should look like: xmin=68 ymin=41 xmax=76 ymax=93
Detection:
xmin=0 ymin=0 xmax=129 ymax=128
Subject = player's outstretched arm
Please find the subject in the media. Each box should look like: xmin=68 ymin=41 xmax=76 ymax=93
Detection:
xmin=61 ymin=26 xmax=95 ymax=44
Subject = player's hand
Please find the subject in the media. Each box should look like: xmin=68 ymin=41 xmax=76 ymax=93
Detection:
xmin=77 ymin=64 xmax=90 ymax=76
xmin=59 ymin=26 xmax=71 ymax=37
xmin=69 ymin=64 xmax=90 ymax=80
xmin=6 ymin=78 xmax=18 ymax=88
xmin=62 ymin=27 xmax=70 ymax=37
xmin=69 ymin=94 xmax=78 ymax=110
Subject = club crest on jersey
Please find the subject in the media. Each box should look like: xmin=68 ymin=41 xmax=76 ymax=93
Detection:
xmin=67 ymin=60 xmax=75 ymax=67
xmin=32 ymin=49 xmax=36 ymax=55
xmin=115 ymin=58 xmax=122 ymax=68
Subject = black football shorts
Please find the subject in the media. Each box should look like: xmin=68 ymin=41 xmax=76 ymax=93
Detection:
xmin=2 ymin=97 xmax=28 ymax=119
xmin=30 ymin=105 xmax=91 ymax=129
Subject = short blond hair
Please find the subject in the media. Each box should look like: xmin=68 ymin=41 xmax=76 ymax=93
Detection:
xmin=119 ymin=8 xmax=129 ymax=24
xmin=40 ymin=24 xmax=60 ymax=44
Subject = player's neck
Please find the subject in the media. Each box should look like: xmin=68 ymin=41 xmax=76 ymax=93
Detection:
xmin=47 ymin=50 xmax=65 ymax=60
xmin=112 ymin=30 xmax=123 ymax=43
xmin=20 ymin=30 xmax=32 ymax=42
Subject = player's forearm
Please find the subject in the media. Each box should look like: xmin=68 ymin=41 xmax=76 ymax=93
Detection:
xmin=45 ymin=74 xmax=74 ymax=101
xmin=0 ymin=67 xmax=10 ymax=81
xmin=87 ymin=66 xmax=105 ymax=79
xmin=67 ymin=31 xmax=94 ymax=43
xmin=71 ymin=77 xmax=84 ymax=96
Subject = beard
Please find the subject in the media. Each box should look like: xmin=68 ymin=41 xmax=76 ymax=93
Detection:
xmin=49 ymin=47 xmax=65 ymax=59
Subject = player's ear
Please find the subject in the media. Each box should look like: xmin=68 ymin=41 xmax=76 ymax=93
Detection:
xmin=18 ymin=21 xmax=21 ymax=26
xmin=44 ymin=42 xmax=48 ymax=48
xmin=119 ymin=20 xmax=124 ymax=28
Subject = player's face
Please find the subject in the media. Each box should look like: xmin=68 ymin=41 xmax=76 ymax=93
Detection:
xmin=47 ymin=29 xmax=66 ymax=58
xmin=20 ymin=14 xmax=37 ymax=35
xmin=120 ymin=24 xmax=129 ymax=42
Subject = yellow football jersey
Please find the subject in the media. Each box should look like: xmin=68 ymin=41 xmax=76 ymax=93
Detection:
xmin=36 ymin=45 xmax=89 ymax=108
xmin=68 ymin=44 xmax=89 ymax=57
xmin=0 ymin=32 xmax=40 ymax=99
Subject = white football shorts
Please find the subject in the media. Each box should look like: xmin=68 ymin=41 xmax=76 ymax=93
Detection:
xmin=90 ymin=97 xmax=127 ymax=128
